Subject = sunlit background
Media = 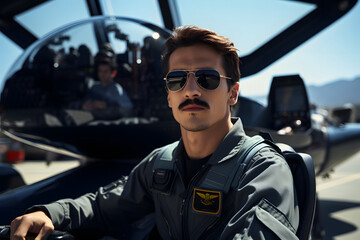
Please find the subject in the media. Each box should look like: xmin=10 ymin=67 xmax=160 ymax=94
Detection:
xmin=1 ymin=0 xmax=359 ymax=99
xmin=1 ymin=3 xmax=360 ymax=238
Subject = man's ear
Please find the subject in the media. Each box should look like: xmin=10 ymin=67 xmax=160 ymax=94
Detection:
xmin=228 ymin=82 xmax=240 ymax=106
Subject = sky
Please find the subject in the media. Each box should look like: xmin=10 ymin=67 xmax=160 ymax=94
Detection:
xmin=0 ymin=0 xmax=359 ymax=97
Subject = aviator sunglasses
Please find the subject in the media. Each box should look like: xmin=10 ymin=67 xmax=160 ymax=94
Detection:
xmin=164 ymin=69 xmax=232 ymax=92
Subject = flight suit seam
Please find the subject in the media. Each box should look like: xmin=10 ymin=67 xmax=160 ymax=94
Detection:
xmin=258 ymin=198 xmax=296 ymax=234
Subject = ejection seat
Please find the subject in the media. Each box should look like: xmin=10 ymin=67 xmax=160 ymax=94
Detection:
xmin=276 ymin=143 xmax=316 ymax=240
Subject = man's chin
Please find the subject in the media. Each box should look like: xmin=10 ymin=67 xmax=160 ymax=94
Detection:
xmin=180 ymin=122 xmax=209 ymax=132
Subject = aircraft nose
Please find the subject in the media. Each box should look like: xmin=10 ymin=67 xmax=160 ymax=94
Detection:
xmin=325 ymin=123 xmax=360 ymax=171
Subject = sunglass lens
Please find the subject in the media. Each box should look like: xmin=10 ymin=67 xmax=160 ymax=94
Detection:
xmin=166 ymin=71 xmax=187 ymax=91
xmin=196 ymin=70 xmax=220 ymax=90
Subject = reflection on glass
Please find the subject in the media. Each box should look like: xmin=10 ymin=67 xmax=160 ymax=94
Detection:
xmin=0 ymin=17 xmax=171 ymax=128
xmin=81 ymin=44 xmax=133 ymax=119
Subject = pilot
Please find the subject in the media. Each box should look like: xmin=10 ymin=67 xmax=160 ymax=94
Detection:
xmin=81 ymin=47 xmax=133 ymax=118
xmin=10 ymin=26 xmax=299 ymax=239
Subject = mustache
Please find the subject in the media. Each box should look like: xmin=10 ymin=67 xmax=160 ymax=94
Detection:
xmin=178 ymin=98 xmax=210 ymax=110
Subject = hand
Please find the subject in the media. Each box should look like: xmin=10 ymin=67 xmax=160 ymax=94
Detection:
xmin=82 ymin=100 xmax=107 ymax=110
xmin=82 ymin=100 xmax=94 ymax=110
xmin=92 ymin=100 xmax=107 ymax=109
xmin=10 ymin=211 xmax=54 ymax=240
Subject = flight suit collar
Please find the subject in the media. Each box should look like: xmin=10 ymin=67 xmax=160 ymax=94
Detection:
xmin=174 ymin=118 xmax=247 ymax=166
xmin=207 ymin=117 xmax=247 ymax=165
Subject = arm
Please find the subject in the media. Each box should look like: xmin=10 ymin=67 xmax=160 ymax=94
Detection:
xmin=11 ymin=150 xmax=159 ymax=239
xmin=221 ymin=147 xmax=299 ymax=240
xmin=111 ymin=83 xmax=133 ymax=109
xmin=48 ymin=155 xmax=156 ymax=237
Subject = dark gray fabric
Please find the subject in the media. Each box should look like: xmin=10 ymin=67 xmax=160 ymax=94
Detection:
xmin=36 ymin=118 xmax=299 ymax=240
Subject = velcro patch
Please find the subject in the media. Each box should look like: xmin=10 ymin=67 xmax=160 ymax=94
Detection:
xmin=193 ymin=188 xmax=221 ymax=215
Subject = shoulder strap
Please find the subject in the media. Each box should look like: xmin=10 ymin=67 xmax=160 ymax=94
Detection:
xmin=229 ymin=136 xmax=282 ymax=190
xmin=229 ymin=142 xmax=270 ymax=190
xmin=152 ymin=136 xmax=277 ymax=195
xmin=150 ymin=141 xmax=179 ymax=195
xmin=152 ymin=141 xmax=179 ymax=171
xmin=200 ymin=135 xmax=268 ymax=194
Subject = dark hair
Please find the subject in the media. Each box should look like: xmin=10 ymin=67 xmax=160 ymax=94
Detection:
xmin=94 ymin=43 xmax=117 ymax=70
xmin=95 ymin=52 xmax=117 ymax=70
xmin=162 ymin=26 xmax=241 ymax=89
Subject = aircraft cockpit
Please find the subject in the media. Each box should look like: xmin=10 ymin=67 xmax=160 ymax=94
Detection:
xmin=0 ymin=16 xmax=179 ymax=160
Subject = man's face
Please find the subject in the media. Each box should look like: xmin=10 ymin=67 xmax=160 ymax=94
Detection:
xmin=167 ymin=44 xmax=239 ymax=132
xmin=97 ymin=64 xmax=113 ymax=85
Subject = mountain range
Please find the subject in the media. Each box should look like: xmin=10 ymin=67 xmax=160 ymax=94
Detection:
xmin=307 ymin=76 xmax=360 ymax=108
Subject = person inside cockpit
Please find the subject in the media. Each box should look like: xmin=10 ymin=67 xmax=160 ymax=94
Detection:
xmin=81 ymin=46 xmax=133 ymax=118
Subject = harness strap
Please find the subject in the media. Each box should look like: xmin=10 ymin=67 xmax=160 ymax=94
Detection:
xmin=230 ymin=142 xmax=270 ymax=190
xmin=153 ymin=141 xmax=179 ymax=171
xmin=153 ymin=135 xmax=275 ymax=195
xmin=199 ymin=135 xmax=266 ymax=194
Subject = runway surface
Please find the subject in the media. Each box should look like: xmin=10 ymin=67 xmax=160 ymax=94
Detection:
xmin=11 ymin=150 xmax=360 ymax=240
xmin=316 ymin=151 xmax=360 ymax=240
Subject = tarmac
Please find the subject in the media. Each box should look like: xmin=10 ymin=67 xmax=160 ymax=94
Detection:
xmin=316 ymin=150 xmax=360 ymax=240
xmin=11 ymin=150 xmax=360 ymax=240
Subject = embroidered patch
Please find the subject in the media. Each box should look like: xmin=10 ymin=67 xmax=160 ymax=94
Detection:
xmin=193 ymin=188 xmax=221 ymax=215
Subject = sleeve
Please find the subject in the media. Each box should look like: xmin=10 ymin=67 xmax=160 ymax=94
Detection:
xmin=28 ymin=149 xmax=160 ymax=239
xmin=220 ymin=147 xmax=299 ymax=240
xmin=113 ymin=84 xmax=133 ymax=109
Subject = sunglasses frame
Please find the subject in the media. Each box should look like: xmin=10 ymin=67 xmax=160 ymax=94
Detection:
xmin=163 ymin=69 xmax=232 ymax=92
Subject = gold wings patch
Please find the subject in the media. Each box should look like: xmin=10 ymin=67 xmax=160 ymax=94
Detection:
xmin=193 ymin=188 xmax=221 ymax=215
xmin=196 ymin=192 xmax=219 ymax=205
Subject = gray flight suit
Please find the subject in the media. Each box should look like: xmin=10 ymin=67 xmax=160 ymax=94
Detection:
xmin=30 ymin=118 xmax=299 ymax=239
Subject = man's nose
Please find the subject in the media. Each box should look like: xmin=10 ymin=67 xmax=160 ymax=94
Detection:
xmin=183 ymin=73 xmax=201 ymax=98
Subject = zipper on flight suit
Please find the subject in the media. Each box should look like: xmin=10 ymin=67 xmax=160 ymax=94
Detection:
xmin=180 ymin=199 xmax=186 ymax=216
xmin=180 ymin=164 xmax=209 ymax=239
xmin=160 ymin=206 xmax=175 ymax=239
